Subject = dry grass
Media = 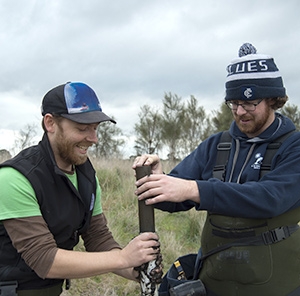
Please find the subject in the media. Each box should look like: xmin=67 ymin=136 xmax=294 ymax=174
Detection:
xmin=61 ymin=158 xmax=206 ymax=295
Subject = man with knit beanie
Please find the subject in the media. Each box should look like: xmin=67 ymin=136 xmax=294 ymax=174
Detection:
xmin=133 ymin=43 xmax=300 ymax=295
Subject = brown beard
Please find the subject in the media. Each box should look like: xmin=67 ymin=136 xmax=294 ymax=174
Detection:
xmin=235 ymin=106 xmax=273 ymax=136
xmin=56 ymin=125 xmax=88 ymax=166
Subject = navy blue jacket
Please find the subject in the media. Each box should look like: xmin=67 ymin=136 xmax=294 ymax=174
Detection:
xmin=156 ymin=113 xmax=300 ymax=219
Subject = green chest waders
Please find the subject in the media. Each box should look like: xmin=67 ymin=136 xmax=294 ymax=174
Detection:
xmin=199 ymin=208 xmax=300 ymax=296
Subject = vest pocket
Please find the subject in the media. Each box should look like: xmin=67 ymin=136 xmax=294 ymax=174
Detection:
xmin=205 ymin=244 xmax=272 ymax=284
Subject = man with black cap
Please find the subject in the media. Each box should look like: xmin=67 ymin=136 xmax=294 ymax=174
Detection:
xmin=133 ymin=43 xmax=300 ymax=295
xmin=0 ymin=82 xmax=160 ymax=295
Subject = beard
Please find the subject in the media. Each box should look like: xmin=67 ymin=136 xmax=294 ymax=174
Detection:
xmin=234 ymin=106 xmax=273 ymax=136
xmin=56 ymin=127 xmax=89 ymax=166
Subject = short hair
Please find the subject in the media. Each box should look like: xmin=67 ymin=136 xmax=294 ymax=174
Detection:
xmin=41 ymin=114 xmax=64 ymax=132
xmin=267 ymin=96 xmax=288 ymax=110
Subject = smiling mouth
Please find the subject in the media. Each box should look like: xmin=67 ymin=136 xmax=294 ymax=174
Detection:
xmin=77 ymin=145 xmax=90 ymax=154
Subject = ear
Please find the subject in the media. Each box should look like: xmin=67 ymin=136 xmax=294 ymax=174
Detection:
xmin=43 ymin=114 xmax=56 ymax=133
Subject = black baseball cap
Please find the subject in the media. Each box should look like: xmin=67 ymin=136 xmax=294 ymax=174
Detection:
xmin=41 ymin=82 xmax=116 ymax=124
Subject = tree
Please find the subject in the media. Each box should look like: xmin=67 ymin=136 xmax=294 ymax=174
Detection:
xmin=13 ymin=123 xmax=37 ymax=155
xmin=181 ymin=95 xmax=214 ymax=155
xmin=0 ymin=149 xmax=11 ymax=163
xmin=280 ymin=103 xmax=300 ymax=130
xmin=160 ymin=93 xmax=185 ymax=161
xmin=134 ymin=105 xmax=162 ymax=155
xmin=211 ymin=103 xmax=233 ymax=132
xmin=91 ymin=119 xmax=125 ymax=158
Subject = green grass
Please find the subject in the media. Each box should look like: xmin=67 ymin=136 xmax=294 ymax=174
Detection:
xmin=61 ymin=158 xmax=206 ymax=295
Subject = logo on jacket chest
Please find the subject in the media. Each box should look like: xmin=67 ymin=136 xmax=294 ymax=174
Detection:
xmin=251 ymin=153 xmax=263 ymax=170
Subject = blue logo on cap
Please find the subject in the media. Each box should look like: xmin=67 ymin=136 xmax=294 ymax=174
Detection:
xmin=64 ymin=82 xmax=102 ymax=114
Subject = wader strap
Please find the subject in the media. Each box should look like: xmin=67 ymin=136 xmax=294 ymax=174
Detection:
xmin=205 ymin=224 xmax=299 ymax=259
xmin=196 ymin=224 xmax=299 ymax=277
xmin=213 ymin=129 xmax=296 ymax=181
xmin=260 ymin=130 xmax=296 ymax=177
xmin=213 ymin=131 xmax=231 ymax=181
xmin=262 ymin=225 xmax=299 ymax=244
xmin=0 ymin=281 xmax=18 ymax=296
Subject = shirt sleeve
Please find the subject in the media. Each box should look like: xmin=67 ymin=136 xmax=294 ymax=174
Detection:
xmin=3 ymin=216 xmax=58 ymax=279
xmin=0 ymin=167 xmax=42 ymax=220
xmin=81 ymin=213 xmax=121 ymax=252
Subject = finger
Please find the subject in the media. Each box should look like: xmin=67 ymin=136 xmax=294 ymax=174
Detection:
xmin=132 ymin=156 xmax=142 ymax=168
xmin=143 ymin=156 xmax=156 ymax=166
xmin=135 ymin=155 xmax=150 ymax=167
xmin=144 ymin=195 xmax=162 ymax=205
xmin=148 ymin=254 xmax=160 ymax=262
xmin=152 ymin=239 xmax=160 ymax=248
xmin=132 ymin=155 xmax=150 ymax=168
xmin=148 ymin=239 xmax=160 ymax=250
xmin=135 ymin=175 xmax=148 ymax=187
xmin=138 ymin=232 xmax=159 ymax=241
xmin=135 ymin=174 xmax=162 ymax=186
xmin=136 ymin=184 xmax=161 ymax=201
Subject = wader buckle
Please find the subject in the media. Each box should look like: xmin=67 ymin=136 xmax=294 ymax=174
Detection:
xmin=262 ymin=226 xmax=290 ymax=245
xmin=0 ymin=281 xmax=18 ymax=296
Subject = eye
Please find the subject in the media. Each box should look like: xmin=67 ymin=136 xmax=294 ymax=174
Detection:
xmin=77 ymin=125 xmax=89 ymax=132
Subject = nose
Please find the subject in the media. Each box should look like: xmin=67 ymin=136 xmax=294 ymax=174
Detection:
xmin=235 ymin=104 xmax=247 ymax=115
xmin=86 ymin=129 xmax=98 ymax=144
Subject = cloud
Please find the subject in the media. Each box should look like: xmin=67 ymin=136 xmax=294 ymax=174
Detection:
xmin=0 ymin=0 xmax=300 ymax=156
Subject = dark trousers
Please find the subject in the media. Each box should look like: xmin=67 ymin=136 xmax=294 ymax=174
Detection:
xmin=17 ymin=283 xmax=62 ymax=296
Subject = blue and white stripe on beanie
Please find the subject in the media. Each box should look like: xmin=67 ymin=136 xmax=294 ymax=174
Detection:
xmin=225 ymin=43 xmax=286 ymax=101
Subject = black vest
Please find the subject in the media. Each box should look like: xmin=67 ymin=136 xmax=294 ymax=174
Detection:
xmin=0 ymin=134 xmax=96 ymax=290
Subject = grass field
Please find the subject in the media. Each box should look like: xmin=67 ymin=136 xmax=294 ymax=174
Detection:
xmin=61 ymin=158 xmax=206 ymax=295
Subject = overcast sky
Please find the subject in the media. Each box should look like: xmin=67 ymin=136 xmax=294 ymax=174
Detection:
xmin=1 ymin=0 xmax=299 ymax=157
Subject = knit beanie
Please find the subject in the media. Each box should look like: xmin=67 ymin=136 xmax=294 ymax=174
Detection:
xmin=225 ymin=43 xmax=286 ymax=101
